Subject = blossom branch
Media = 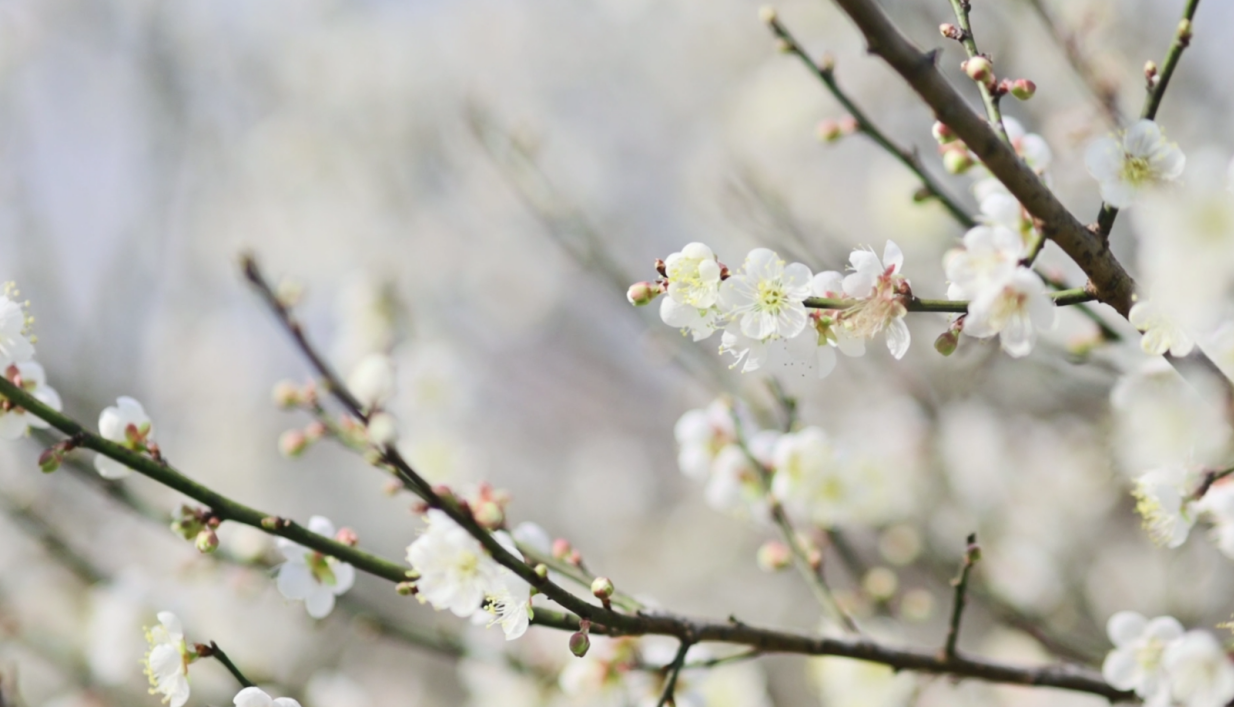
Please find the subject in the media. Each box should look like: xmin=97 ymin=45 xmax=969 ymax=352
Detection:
xmin=761 ymin=10 xmax=975 ymax=228
xmin=942 ymin=533 xmax=980 ymax=659
xmin=656 ymin=639 xmax=694 ymax=707
xmin=1094 ymin=0 xmax=1200 ymax=238
xmin=827 ymin=0 xmax=1138 ymax=316
xmin=1190 ymin=467 xmax=1233 ymax=502
xmin=196 ymin=641 xmax=254 ymax=689
xmin=804 ymin=286 xmax=1094 ymax=313
xmin=945 ymin=0 xmax=1010 ymax=144
xmin=1022 ymin=0 xmax=1122 ymax=126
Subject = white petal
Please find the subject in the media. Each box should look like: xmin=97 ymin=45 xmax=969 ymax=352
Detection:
xmin=1150 ymin=144 xmax=1185 ymax=180
xmin=276 ymin=561 xmax=315 ymax=601
xmin=234 ymin=687 xmax=276 ymax=707
xmin=1107 ymin=611 xmax=1147 ymax=646
xmin=836 ymin=331 xmax=866 ymax=357
xmin=1122 ymin=120 xmax=1162 ymax=157
xmin=272 ymin=699 xmax=302 ymax=707
xmin=882 ymin=241 xmax=904 ymax=273
xmin=1100 ymin=179 xmax=1139 ymax=209
xmin=331 ymin=562 xmax=355 ymax=594
xmin=782 ymin=262 xmax=813 ymax=290
xmin=815 ymin=345 xmax=837 ymax=379
xmin=810 ymin=271 xmax=844 ymax=297
xmin=1102 ymin=648 xmax=1140 ymax=690
xmin=885 ymin=318 xmax=911 ymax=359
xmin=1085 ymin=136 xmax=1123 ymax=182
xmin=304 ymin=588 xmax=336 ymax=618
xmin=306 ymin=516 xmax=336 ymax=538
xmin=1144 ymin=616 xmax=1184 ymax=643
xmin=842 ymin=271 xmax=876 ymax=298
xmin=744 ymin=248 xmax=782 ymax=281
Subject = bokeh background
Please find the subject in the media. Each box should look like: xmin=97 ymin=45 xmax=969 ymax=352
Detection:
xmin=0 ymin=0 xmax=1230 ymax=705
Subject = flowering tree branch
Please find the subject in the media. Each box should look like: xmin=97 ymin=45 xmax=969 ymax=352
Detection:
xmin=196 ymin=641 xmax=254 ymax=689
xmin=761 ymin=11 xmax=974 ymax=228
xmin=804 ymin=286 xmax=1093 ymax=314
xmin=942 ymin=533 xmax=980 ymax=660
xmin=944 ymin=0 xmax=1010 ymax=144
xmin=828 ymin=0 xmax=1138 ymax=317
xmin=1094 ymin=0 xmax=1200 ymax=237
xmin=1190 ymin=467 xmax=1233 ymax=502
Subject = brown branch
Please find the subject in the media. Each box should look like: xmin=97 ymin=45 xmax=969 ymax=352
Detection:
xmin=942 ymin=533 xmax=980 ymax=659
xmin=657 ymin=639 xmax=694 ymax=707
xmin=1191 ymin=467 xmax=1234 ymax=502
xmin=828 ymin=0 xmax=1137 ymax=316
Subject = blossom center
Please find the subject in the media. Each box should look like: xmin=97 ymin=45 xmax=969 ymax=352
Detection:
xmin=306 ymin=552 xmax=338 ymax=586
xmin=1120 ymin=155 xmax=1153 ymax=185
xmin=756 ymin=280 xmax=786 ymax=311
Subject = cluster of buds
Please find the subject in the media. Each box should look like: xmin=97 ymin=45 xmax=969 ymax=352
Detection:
xmin=468 ymin=482 xmax=511 ymax=529
xmin=816 ymin=116 xmax=859 ymax=143
xmin=270 ymin=379 xmax=318 ymax=410
xmin=171 ymin=505 xmax=221 ymax=554
xmin=37 ymin=436 xmax=81 ymax=474
xmin=278 ymin=420 xmax=327 ymax=458
xmin=552 ymin=537 xmax=584 ymax=567
xmin=756 ymin=540 xmax=792 ymax=572
xmin=959 ymin=55 xmax=1036 ymax=102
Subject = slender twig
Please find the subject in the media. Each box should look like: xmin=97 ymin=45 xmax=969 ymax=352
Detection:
xmin=946 ymin=0 xmax=1010 ymax=144
xmin=657 ymin=639 xmax=694 ymax=707
xmin=828 ymin=0 xmax=1137 ymax=317
xmin=1093 ymin=0 xmax=1200 ymax=238
xmin=804 ymin=287 xmax=1093 ymax=314
xmin=942 ymin=533 xmax=980 ymax=659
xmin=197 ymin=641 xmax=254 ymax=688
xmin=1191 ymin=467 xmax=1234 ymax=502
xmin=1022 ymin=0 xmax=1121 ymax=126
xmin=762 ymin=14 xmax=974 ymax=227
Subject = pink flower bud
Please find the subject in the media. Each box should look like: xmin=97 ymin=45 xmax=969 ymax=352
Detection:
xmin=942 ymin=147 xmax=975 ymax=175
xmin=194 ymin=528 xmax=219 ymax=554
xmin=336 ymin=527 xmax=360 ymax=547
xmin=278 ymin=429 xmax=309 ymax=458
xmin=271 ymin=380 xmax=301 ymax=409
xmin=552 ymin=538 xmax=571 ymax=561
xmin=473 ymin=500 xmax=505 ymax=529
xmin=569 ymin=631 xmax=591 ymax=657
xmin=931 ymin=121 xmax=956 ymax=145
xmin=817 ymin=120 xmax=843 ymax=143
xmin=38 ymin=447 xmax=62 ymax=473
xmin=756 ymin=541 xmax=791 ymax=572
xmin=1009 ymin=78 xmax=1036 ymax=101
xmin=590 ymin=576 xmax=614 ymax=600
xmin=303 ymin=421 xmax=327 ymax=442
xmin=963 ymin=56 xmax=993 ymax=84
xmin=626 ymin=281 xmax=661 ymax=307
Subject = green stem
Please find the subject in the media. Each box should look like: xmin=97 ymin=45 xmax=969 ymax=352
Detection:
xmin=947 ymin=0 xmax=1010 ymax=145
xmin=942 ymin=533 xmax=980 ymax=658
xmin=764 ymin=15 xmax=974 ymax=228
xmin=202 ymin=641 xmax=255 ymax=689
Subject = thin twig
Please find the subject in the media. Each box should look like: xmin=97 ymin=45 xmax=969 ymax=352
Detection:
xmin=1093 ymin=0 xmax=1200 ymax=238
xmin=804 ymin=287 xmax=1094 ymax=313
xmin=942 ymin=533 xmax=980 ymax=659
xmin=762 ymin=13 xmax=975 ymax=227
xmin=1191 ymin=467 xmax=1234 ymax=502
xmin=656 ymin=639 xmax=694 ymax=707
xmin=198 ymin=641 xmax=254 ymax=688
xmin=946 ymin=0 xmax=1010 ymax=144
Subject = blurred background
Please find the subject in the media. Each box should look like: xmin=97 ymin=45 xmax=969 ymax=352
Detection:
xmin=0 ymin=0 xmax=1230 ymax=705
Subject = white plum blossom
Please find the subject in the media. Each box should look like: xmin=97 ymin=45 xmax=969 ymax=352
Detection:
xmin=275 ymin=515 xmax=356 ymax=619
xmin=704 ymin=430 xmax=779 ymax=520
xmin=233 ymin=687 xmax=301 ymax=707
xmin=1101 ymin=611 xmax=1184 ymax=705
xmin=945 ymin=225 xmax=1022 ymax=296
xmin=406 ymin=509 xmax=504 ymax=617
xmin=838 ymin=241 xmax=911 ymax=359
xmin=658 ymin=242 xmax=723 ymax=341
xmin=718 ymin=248 xmax=812 ymax=341
xmin=347 ymin=352 xmax=395 ymax=410
xmin=1163 ymin=631 xmax=1235 ymax=707
xmin=1129 ymin=300 xmax=1195 ymax=357
xmin=1085 ymin=119 xmax=1185 ymax=208
xmin=795 ymin=271 xmax=866 ymax=379
xmin=673 ymin=399 xmax=739 ymax=480
xmin=963 ymin=268 xmax=1056 ymax=358
xmin=95 ymin=396 xmax=154 ymax=480
xmin=770 ymin=427 xmax=853 ymax=527
xmin=1132 ymin=465 xmax=1197 ymax=548
xmin=143 ymin=611 xmax=193 ymax=708
xmin=478 ymin=531 xmax=532 ymax=640
xmin=1193 ymin=480 xmax=1233 ymax=558
xmin=0 ymin=293 xmax=34 ymax=368
xmin=0 ymin=361 xmax=61 ymax=439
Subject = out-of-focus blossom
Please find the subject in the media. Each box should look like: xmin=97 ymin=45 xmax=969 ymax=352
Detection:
xmin=673 ymin=399 xmax=738 ymax=480
xmin=1101 ymin=610 xmax=1183 ymax=705
xmin=1085 ymin=119 xmax=1185 ymax=208
xmin=233 ymin=687 xmax=301 ymax=707
xmin=1193 ymin=480 xmax=1234 ymax=558
xmin=275 ymin=515 xmax=356 ymax=619
xmin=719 ymin=248 xmax=812 ymax=341
xmin=406 ymin=509 xmax=504 ymax=617
xmin=838 ymin=240 xmax=911 ymax=359
xmin=799 ymin=271 xmax=866 ymax=379
xmin=1129 ymin=301 xmax=1194 ymax=357
xmin=95 ymin=396 xmax=154 ymax=480
xmin=347 ymin=353 xmax=395 ymax=410
xmin=1163 ymin=630 xmax=1235 ymax=707
xmin=1110 ymin=362 xmax=1231 ymax=472
xmin=1132 ymin=465 xmax=1196 ymax=548
xmin=142 ymin=611 xmax=193 ymax=708
xmin=478 ymin=532 xmax=531 ymax=641
xmin=0 ymin=292 xmax=34 ymax=368
xmin=0 ymin=361 xmax=60 ymax=439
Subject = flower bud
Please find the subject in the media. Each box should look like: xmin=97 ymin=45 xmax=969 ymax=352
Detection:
xmin=934 ymin=328 xmax=960 ymax=356
xmin=260 ymin=516 xmax=282 ymax=531
xmin=590 ymin=576 xmax=614 ymax=600
xmin=336 ymin=528 xmax=359 ymax=547
xmin=552 ymin=538 xmax=571 ymax=561
xmin=303 ymin=421 xmax=327 ymax=442
xmin=816 ymin=119 xmax=842 ymax=143
xmin=942 ymin=147 xmax=974 ymax=175
xmin=396 ymin=581 xmax=417 ymax=596
xmin=931 ymin=121 xmax=955 ymax=145
xmin=626 ymin=281 xmax=661 ymax=307
xmin=278 ymin=429 xmax=309 ymax=458
xmin=1176 ymin=18 xmax=1192 ymax=44
xmin=473 ymin=500 xmax=505 ymax=529
xmin=366 ymin=412 xmax=398 ymax=446
xmin=1009 ymin=78 xmax=1036 ymax=101
xmin=38 ymin=447 xmax=61 ymax=473
xmin=275 ymin=278 xmax=304 ymax=308
xmin=271 ymin=380 xmax=300 ymax=409
xmin=963 ymin=56 xmax=993 ymax=84
xmin=756 ymin=540 xmax=792 ymax=572
xmin=938 ymin=23 xmax=961 ymax=40
xmin=569 ymin=631 xmax=591 ymax=657
xmin=534 ymin=563 xmax=549 ymax=580
xmin=194 ymin=528 xmax=219 ymax=554
xmin=758 ymin=6 xmax=776 ymax=24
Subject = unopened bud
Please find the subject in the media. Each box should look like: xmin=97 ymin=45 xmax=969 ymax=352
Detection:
xmin=552 ymin=538 xmax=571 ymax=561
xmin=1009 ymin=78 xmax=1036 ymax=100
xmin=931 ymin=121 xmax=956 ymax=144
xmin=336 ymin=527 xmax=359 ymax=547
xmin=271 ymin=380 xmax=300 ymax=408
xmin=939 ymin=23 xmax=961 ymax=40
xmin=963 ymin=56 xmax=993 ymax=84
xmin=396 ymin=581 xmax=417 ymax=596
xmin=534 ymin=563 xmax=548 ymax=580
xmin=935 ymin=328 xmax=960 ymax=356
xmin=654 ymin=258 xmax=667 ymax=277
xmin=567 ymin=549 xmax=582 ymax=566
xmin=473 ymin=500 xmax=505 ymax=529
xmin=303 ymin=421 xmax=327 ymax=442
xmin=626 ymin=281 xmax=661 ymax=307
xmin=756 ymin=540 xmax=792 ymax=572
xmin=1144 ymin=61 xmax=1158 ymax=81
xmin=260 ymin=516 xmax=281 ymax=531
xmin=590 ymin=576 xmax=614 ymax=600
xmin=838 ymin=117 xmax=859 ymax=135
xmin=366 ymin=412 xmax=398 ymax=446
xmin=942 ymin=147 xmax=975 ymax=174
xmin=758 ymin=6 xmax=776 ymax=24
xmin=1176 ymin=18 xmax=1192 ymax=44
xmin=818 ymin=52 xmax=835 ymax=72
xmin=278 ymin=429 xmax=309 ymax=458
xmin=569 ymin=631 xmax=591 ymax=657
xmin=38 ymin=447 xmax=61 ymax=473
xmin=194 ymin=528 xmax=219 ymax=554
xmin=816 ymin=119 xmax=843 ymax=143
xmin=774 ymin=38 xmax=792 ymax=54
xmin=275 ymin=278 xmax=303 ymax=308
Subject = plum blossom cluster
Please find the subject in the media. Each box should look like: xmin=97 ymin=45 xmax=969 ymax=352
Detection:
xmin=0 ymin=286 xmax=62 ymax=440
xmin=274 ymin=515 xmax=358 ymax=619
xmin=142 ymin=611 xmax=195 ymax=708
xmin=629 ymin=240 xmax=911 ymax=378
xmin=1101 ymin=611 xmax=1233 ymax=706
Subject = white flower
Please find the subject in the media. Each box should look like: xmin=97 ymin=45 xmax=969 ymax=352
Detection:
xmin=659 ymin=242 xmax=723 ymax=342
xmin=1164 ymin=631 xmax=1234 ymax=707
xmin=718 ymin=248 xmax=812 ymax=341
xmin=1101 ymin=611 xmax=1183 ymax=704
xmin=837 ymin=241 xmax=911 ymax=359
xmin=1004 ymin=116 xmax=1052 ymax=173
xmin=944 ymin=226 xmax=1022 ymax=297
xmin=95 ymin=396 xmax=154 ymax=480
xmin=0 ymin=361 xmax=61 ymax=439
xmin=233 ymin=687 xmax=301 ymax=707
xmin=1132 ymin=465 xmax=1197 ymax=548
xmin=365 ymin=411 xmax=399 ymax=446
xmin=704 ymin=432 xmax=778 ymax=519
xmin=275 ymin=515 xmax=356 ymax=619
xmin=479 ymin=531 xmax=531 ymax=641
xmin=1085 ymin=119 xmax=1185 ymax=208
xmin=794 ymin=271 xmax=866 ymax=379
xmin=1193 ymin=480 xmax=1233 ymax=558
xmin=406 ymin=509 xmax=504 ymax=617
xmin=143 ymin=611 xmax=193 ymax=708
xmin=673 ymin=399 xmax=739 ymax=479
xmin=1129 ymin=301 xmax=1195 ymax=357
xmin=963 ymin=267 xmax=1056 ymax=358
xmin=770 ymin=427 xmax=851 ymax=526
xmin=0 ymin=295 xmax=34 ymax=368
xmin=347 ymin=353 xmax=395 ymax=410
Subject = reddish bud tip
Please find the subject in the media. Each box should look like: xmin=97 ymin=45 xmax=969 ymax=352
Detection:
xmin=1010 ymin=78 xmax=1036 ymax=100
xmin=963 ymin=56 xmax=993 ymax=84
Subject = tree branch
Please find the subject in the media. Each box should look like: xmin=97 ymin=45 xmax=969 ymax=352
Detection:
xmin=942 ymin=533 xmax=980 ymax=659
xmin=762 ymin=12 xmax=974 ymax=228
xmin=828 ymin=0 xmax=1137 ymax=316
xmin=656 ymin=639 xmax=694 ymax=707
xmin=804 ymin=287 xmax=1093 ymax=313
xmin=197 ymin=641 xmax=254 ymax=689
xmin=946 ymin=0 xmax=1010 ymax=144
